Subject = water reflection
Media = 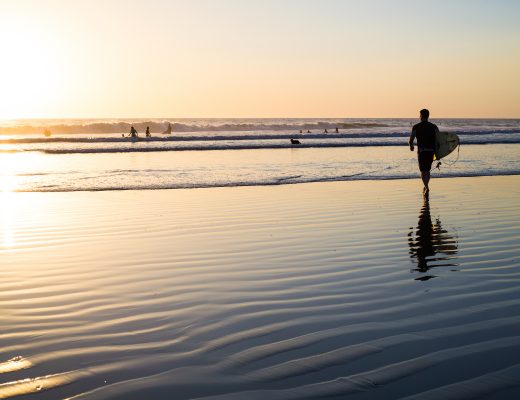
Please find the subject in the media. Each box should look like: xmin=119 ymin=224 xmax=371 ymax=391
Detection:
xmin=408 ymin=199 xmax=458 ymax=280
xmin=1 ymin=191 xmax=15 ymax=247
xmin=0 ymin=154 xmax=17 ymax=246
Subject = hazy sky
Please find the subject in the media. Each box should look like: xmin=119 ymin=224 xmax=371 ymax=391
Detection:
xmin=0 ymin=0 xmax=519 ymax=118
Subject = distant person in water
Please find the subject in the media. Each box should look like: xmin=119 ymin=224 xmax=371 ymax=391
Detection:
xmin=335 ymin=127 xmax=339 ymax=133
xmin=299 ymin=130 xmax=303 ymax=134
xmin=324 ymin=129 xmax=328 ymax=133
xmin=129 ymin=126 xmax=138 ymax=138
xmin=409 ymin=109 xmax=439 ymax=197
xmin=145 ymin=126 xmax=151 ymax=137
xmin=307 ymin=130 xmax=311 ymax=133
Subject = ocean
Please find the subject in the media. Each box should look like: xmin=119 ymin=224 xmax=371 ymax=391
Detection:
xmin=1 ymin=118 xmax=519 ymax=192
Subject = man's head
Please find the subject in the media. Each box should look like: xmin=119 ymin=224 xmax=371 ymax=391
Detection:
xmin=420 ymin=109 xmax=429 ymax=121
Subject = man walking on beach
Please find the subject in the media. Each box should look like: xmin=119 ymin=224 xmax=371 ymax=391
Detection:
xmin=409 ymin=109 xmax=438 ymax=197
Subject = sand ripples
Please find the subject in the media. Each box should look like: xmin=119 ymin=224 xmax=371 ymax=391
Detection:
xmin=1 ymin=177 xmax=520 ymax=399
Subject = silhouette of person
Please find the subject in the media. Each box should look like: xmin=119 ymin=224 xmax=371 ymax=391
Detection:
xmin=129 ymin=126 xmax=138 ymax=138
xmin=324 ymin=129 xmax=328 ymax=133
xmin=146 ymin=126 xmax=151 ymax=137
xmin=335 ymin=127 xmax=339 ymax=133
xmin=408 ymin=198 xmax=458 ymax=280
xmin=409 ymin=109 xmax=439 ymax=198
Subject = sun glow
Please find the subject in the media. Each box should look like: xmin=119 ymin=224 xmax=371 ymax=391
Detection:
xmin=0 ymin=1 xmax=519 ymax=118
xmin=0 ymin=153 xmax=17 ymax=246
xmin=0 ymin=152 xmax=45 ymax=247
xmin=0 ymin=152 xmax=19 ymax=193
xmin=0 ymin=14 xmax=70 ymax=119
xmin=1 ymin=193 xmax=14 ymax=247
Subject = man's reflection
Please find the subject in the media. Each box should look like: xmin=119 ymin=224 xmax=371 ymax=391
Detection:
xmin=408 ymin=198 xmax=458 ymax=280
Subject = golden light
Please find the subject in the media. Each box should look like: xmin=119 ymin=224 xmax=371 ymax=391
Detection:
xmin=0 ymin=188 xmax=15 ymax=247
xmin=0 ymin=153 xmax=16 ymax=246
xmin=0 ymin=152 xmax=43 ymax=247
xmin=0 ymin=15 xmax=69 ymax=119
xmin=0 ymin=152 xmax=18 ymax=192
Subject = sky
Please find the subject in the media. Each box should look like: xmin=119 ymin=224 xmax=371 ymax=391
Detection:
xmin=0 ymin=0 xmax=519 ymax=119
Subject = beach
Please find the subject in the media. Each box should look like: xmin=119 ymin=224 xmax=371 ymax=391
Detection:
xmin=2 ymin=0 xmax=520 ymax=397
xmin=1 ymin=175 xmax=520 ymax=399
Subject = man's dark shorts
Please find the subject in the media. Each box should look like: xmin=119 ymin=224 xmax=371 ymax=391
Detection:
xmin=418 ymin=151 xmax=434 ymax=172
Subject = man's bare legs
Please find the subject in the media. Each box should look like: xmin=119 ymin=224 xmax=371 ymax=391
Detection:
xmin=421 ymin=170 xmax=430 ymax=197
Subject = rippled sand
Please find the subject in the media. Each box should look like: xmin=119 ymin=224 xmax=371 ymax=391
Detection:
xmin=1 ymin=176 xmax=520 ymax=399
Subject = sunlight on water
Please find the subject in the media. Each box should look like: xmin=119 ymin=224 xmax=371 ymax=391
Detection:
xmin=0 ymin=152 xmax=45 ymax=246
xmin=0 ymin=356 xmax=33 ymax=374
xmin=0 ymin=155 xmax=15 ymax=246
xmin=1 ymin=190 xmax=15 ymax=247
xmin=0 ymin=175 xmax=16 ymax=193
xmin=0 ymin=152 xmax=18 ymax=191
xmin=0 ymin=372 xmax=80 ymax=399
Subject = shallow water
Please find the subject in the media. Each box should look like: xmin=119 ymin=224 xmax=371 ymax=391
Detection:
xmin=0 ymin=144 xmax=519 ymax=192
xmin=2 ymin=117 xmax=519 ymax=193
xmin=1 ymin=177 xmax=520 ymax=399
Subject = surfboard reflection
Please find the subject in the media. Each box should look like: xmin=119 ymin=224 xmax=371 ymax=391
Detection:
xmin=408 ymin=199 xmax=458 ymax=280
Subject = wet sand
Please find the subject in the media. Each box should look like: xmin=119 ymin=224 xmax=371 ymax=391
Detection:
xmin=1 ymin=176 xmax=520 ymax=399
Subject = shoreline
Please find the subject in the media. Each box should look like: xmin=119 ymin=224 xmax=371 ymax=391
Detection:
xmin=4 ymin=172 xmax=520 ymax=193
xmin=2 ymin=144 xmax=519 ymax=193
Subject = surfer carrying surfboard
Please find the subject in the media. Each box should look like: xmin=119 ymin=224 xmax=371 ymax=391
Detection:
xmin=409 ymin=109 xmax=439 ymax=197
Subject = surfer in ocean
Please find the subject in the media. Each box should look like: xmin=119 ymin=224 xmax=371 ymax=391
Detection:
xmin=408 ymin=109 xmax=439 ymax=198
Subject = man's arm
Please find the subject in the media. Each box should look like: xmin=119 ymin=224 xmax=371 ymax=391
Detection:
xmin=409 ymin=129 xmax=416 ymax=151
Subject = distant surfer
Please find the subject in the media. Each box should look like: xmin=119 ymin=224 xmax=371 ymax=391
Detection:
xmin=335 ymin=127 xmax=339 ymax=133
xmin=161 ymin=123 xmax=172 ymax=135
xmin=129 ymin=126 xmax=138 ymax=138
xmin=409 ymin=109 xmax=439 ymax=197
xmin=145 ymin=126 xmax=151 ymax=137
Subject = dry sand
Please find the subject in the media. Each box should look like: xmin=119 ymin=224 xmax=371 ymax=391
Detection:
xmin=1 ymin=176 xmax=520 ymax=399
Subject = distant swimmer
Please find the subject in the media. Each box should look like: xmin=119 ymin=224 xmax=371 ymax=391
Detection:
xmin=409 ymin=109 xmax=439 ymax=198
xmin=290 ymin=139 xmax=301 ymax=145
xmin=161 ymin=123 xmax=172 ymax=135
xmin=307 ymin=130 xmax=311 ymax=133
xmin=335 ymin=127 xmax=339 ymax=133
xmin=324 ymin=129 xmax=328 ymax=133
xmin=145 ymin=126 xmax=151 ymax=137
xmin=299 ymin=130 xmax=303 ymax=134
xmin=129 ymin=126 xmax=138 ymax=138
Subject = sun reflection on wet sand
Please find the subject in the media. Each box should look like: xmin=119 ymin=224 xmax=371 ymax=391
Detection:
xmin=1 ymin=153 xmax=19 ymax=247
xmin=0 ymin=370 xmax=84 ymax=399
xmin=1 ymin=206 xmax=14 ymax=247
xmin=1 ymin=185 xmax=16 ymax=248
xmin=0 ymin=356 xmax=33 ymax=374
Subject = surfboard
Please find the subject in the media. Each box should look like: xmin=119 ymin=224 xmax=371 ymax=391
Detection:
xmin=435 ymin=131 xmax=459 ymax=160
